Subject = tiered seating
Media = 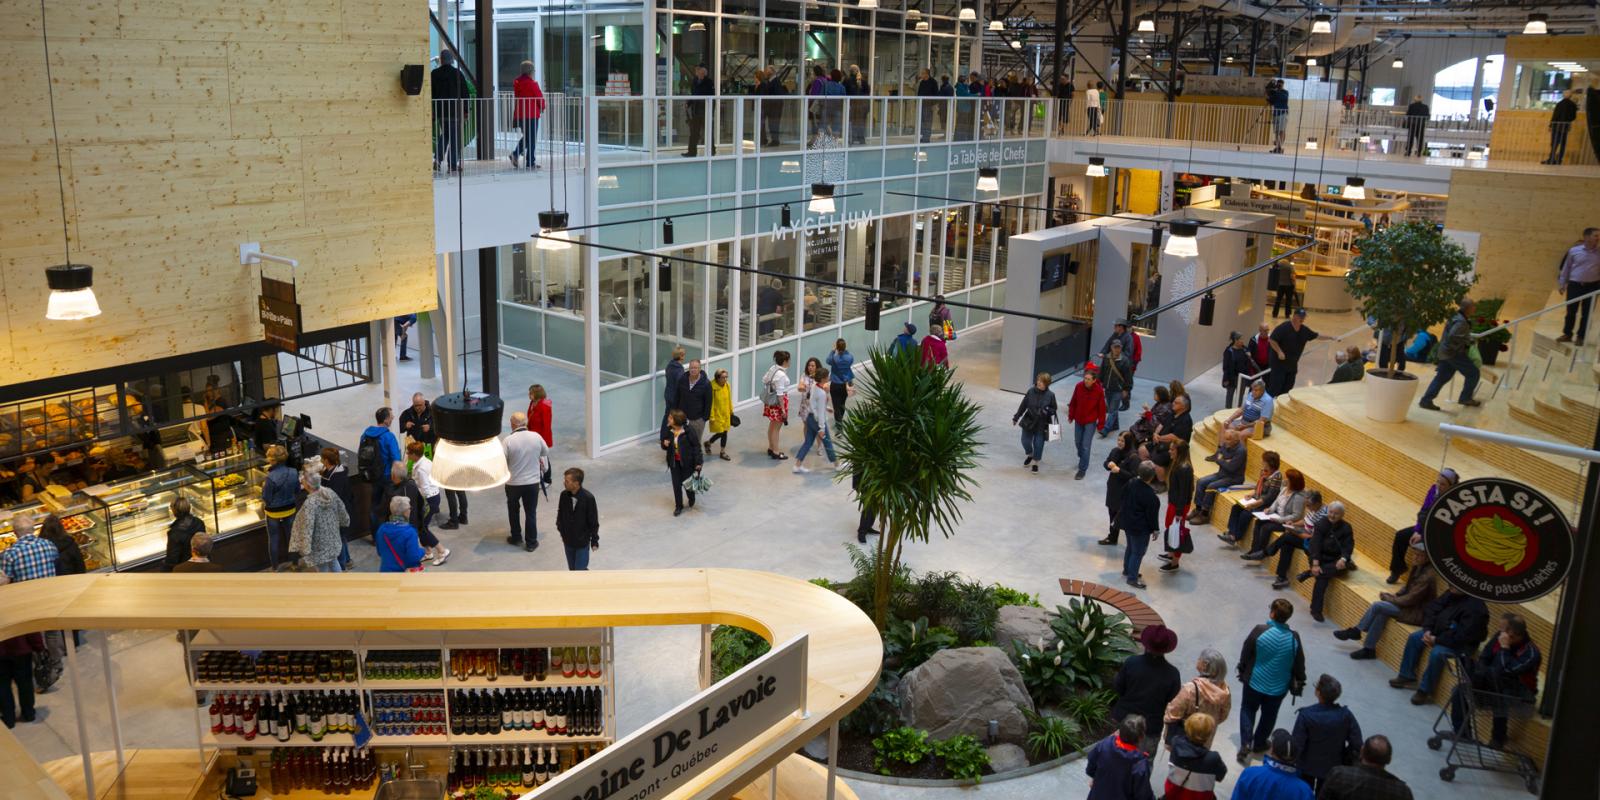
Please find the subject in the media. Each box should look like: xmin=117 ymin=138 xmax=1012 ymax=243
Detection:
xmin=1189 ymin=385 xmax=1559 ymax=760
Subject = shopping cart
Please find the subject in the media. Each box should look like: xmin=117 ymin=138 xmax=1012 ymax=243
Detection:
xmin=1425 ymin=655 xmax=1541 ymax=793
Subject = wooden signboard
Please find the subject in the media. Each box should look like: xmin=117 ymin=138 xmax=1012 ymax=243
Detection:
xmin=259 ymin=276 xmax=301 ymax=353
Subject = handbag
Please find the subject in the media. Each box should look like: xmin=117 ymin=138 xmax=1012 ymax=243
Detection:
xmin=944 ymin=320 xmax=956 ymax=341
xmin=730 ymin=414 xmax=741 ymax=428
xmin=381 ymin=531 xmax=425 ymax=573
xmin=1047 ymin=422 xmax=1062 ymax=442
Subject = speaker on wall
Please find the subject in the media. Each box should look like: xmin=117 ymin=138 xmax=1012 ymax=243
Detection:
xmin=400 ymin=65 xmax=425 ymax=96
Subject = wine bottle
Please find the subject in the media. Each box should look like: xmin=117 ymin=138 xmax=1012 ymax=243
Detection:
xmin=276 ymin=698 xmax=292 ymax=742
xmin=308 ymin=693 xmax=326 ymax=742
xmin=501 ymin=688 xmax=515 ymax=732
xmin=534 ymin=744 xmax=547 ymax=785
xmin=208 ymin=694 xmax=223 ymax=734
xmin=241 ymin=694 xmax=258 ymax=741
xmin=522 ymin=745 xmax=535 ymax=787
xmin=575 ymin=647 xmax=588 ymax=679
xmin=532 ymin=688 xmax=546 ymax=730
xmin=293 ymin=692 xmax=308 ymax=734
xmin=589 ymin=645 xmax=602 ymax=678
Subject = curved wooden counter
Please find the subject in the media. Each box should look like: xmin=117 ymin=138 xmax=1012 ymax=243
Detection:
xmin=0 ymin=569 xmax=883 ymax=800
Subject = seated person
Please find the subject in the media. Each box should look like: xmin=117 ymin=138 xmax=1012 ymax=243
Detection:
xmin=1147 ymin=395 xmax=1194 ymax=481
xmin=1388 ymin=468 xmax=1459 ymax=584
xmin=1329 ymin=346 xmax=1366 ymax=383
xmin=1219 ymin=452 xmax=1282 ymax=545
xmin=1224 ymin=379 xmax=1274 ymax=437
xmin=1258 ymin=490 xmax=1323 ymax=586
xmin=1296 ymin=500 xmax=1356 ymax=622
xmin=1188 ymin=427 xmax=1246 ymax=523
xmin=1129 ymin=385 xmax=1172 ymax=444
xmin=1390 ymin=588 xmax=1489 ymax=705
xmin=1335 ymin=545 xmax=1437 ymax=660
xmin=1240 ymin=469 xmax=1309 ymax=557
xmin=1450 ymin=613 xmax=1540 ymax=749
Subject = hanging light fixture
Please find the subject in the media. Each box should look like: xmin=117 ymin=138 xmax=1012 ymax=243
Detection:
xmin=1086 ymin=156 xmax=1107 ymax=177
xmin=958 ymin=4 xmax=976 ymax=21
xmin=864 ymin=295 xmax=882 ymax=331
xmin=780 ymin=159 xmax=801 ymax=174
xmin=596 ymin=174 xmax=619 ymax=189
xmin=1391 ymin=56 xmax=1404 ymax=69
xmin=989 ymin=19 xmax=1004 ymax=31
xmin=688 ymin=20 xmax=706 ymax=32
xmin=976 ymin=166 xmax=1000 ymax=192
xmin=906 ymin=8 xmax=922 ymax=18
xmin=657 ymin=258 xmax=673 ymax=289
xmin=1197 ymin=292 xmax=1216 ymax=326
xmin=536 ymin=210 xmax=573 ymax=250
xmin=915 ymin=19 xmax=930 ymax=30
xmin=1523 ymin=13 xmax=1548 ymax=35
xmin=914 ymin=150 xmax=928 ymax=162
xmin=780 ymin=203 xmax=793 ymax=226
xmin=1225 ymin=55 xmax=1234 ymax=63
xmin=1010 ymin=40 xmax=1022 ymax=50
xmin=663 ymin=217 xmax=675 ymax=245
xmin=1343 ymin=176 xmax=1366 ymax=200
xmin=809 ymin=182 xmax=836 ymax=214
xmin=430 ymin=392 xmax=510 ymax=491
xmin=1304 ymin=136 xmax=1319 ymax=151
xmin=1305 ymin=56 xmax=1318 ymax=67
xmin=1311 ymin=14 xmax=1333 ymax=34
xmin=858 ymin=0 xmax=878 ymax=7
xmin=1163 ymin=220 xmax=1200 ymax=258
xmin=37 ymin=1 xmax=100 ymax=322
xmin=1137 ymin=16 xmax=1155 ymax=33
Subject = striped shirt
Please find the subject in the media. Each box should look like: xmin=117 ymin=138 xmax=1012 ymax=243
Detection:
xmin=1249 ymin=621 xmax=1299 ymax=696
xmin=1 ymin=535 xmax=60 ymax=584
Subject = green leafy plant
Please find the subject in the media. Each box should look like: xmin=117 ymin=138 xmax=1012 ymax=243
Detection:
xmin=933 ymin=734 xmax=991 ymax=782
xmin=872 ymin=726 xmax=933 ymax=775
xmin=837 ymin=346 xmax=985 ymax=630
xmin=809 ymin=577 xmax=835 ymax=589
xmin=842 ymin=669 xmax=903 ymax=737
xmin=1022 ymin=707 xmax=1085 ymax=761
xmin=992 ymin=584 xmax=1043 ymax=608
xmin=1048 ymin=600 xmax=1139 ymax=692
xmin=884 ymin=616 xmax=958 ymax=671
xmin=841 ymin=543 xmax=914 ymax=623
xmin=1345 ymin=221 xmax=1477 ymax=376
xmin=1469 ymin=297 xmax=1511 ymax=351
xmin=710 ymin=625 xmax=771 ymax=682
xmin=1059 ymin=688 xmax=1116 ymax=734
xmin=1012 ymin=637 xmax=1078 ymax=705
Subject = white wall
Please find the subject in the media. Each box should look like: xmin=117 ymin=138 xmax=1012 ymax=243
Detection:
xmin=434 ymin=171 xmax=592 ymax=254
xmin=1360 ymin=37 xmax=1504 ymax=110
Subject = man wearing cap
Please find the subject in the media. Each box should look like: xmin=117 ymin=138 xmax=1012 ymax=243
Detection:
xmin=1267 ymin=309 xmax=1319 ymax=396
xmin=1111 ymin=625 xmax=1182 ymax=757
xmin=890 ymin=322 xmax=919 ymax=357
xmin=1231 ymin=729 xmax=1313 ymax=800
xmin=1098 ymin=341 xmax=1133 ymax=437
xmin=1067 ymin=366 xmax=1107 ymax=480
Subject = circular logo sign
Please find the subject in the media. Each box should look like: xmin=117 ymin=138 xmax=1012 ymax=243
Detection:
xmin=1422 ymin=478 xmax=1574 ymax=604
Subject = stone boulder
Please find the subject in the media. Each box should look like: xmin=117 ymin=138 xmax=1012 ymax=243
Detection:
xmin=897 ymin=647 xmax=1035 ymax=745
xmin=985 ymin=743 xmax=1029 ymax=774
xmin=993 ymin=604 xmax=1055 ymax=656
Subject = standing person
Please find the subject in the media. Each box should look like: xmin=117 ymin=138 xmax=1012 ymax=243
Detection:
xmin=928 ymin=294 xmax=952 ymax=336
xmin=1290 ymin=674 xmax=1362 ymax=793
xmin=289 ymin=471 xmax=350 ymax=573
xmin=1267 ymin=80 xmax=1290 ymax=153
xmin=431 ymin=50 xmax=470 ymax=172
xmin=381 ymin=462 xmax=443 ymax=565
xmin=1014 ymin=372 xmax=1062 ymax=474
xmin=674 ymin=360 xmax=713 ymax=447
xmin=1057 ymin=75 xmax=1075 ymax=133
xmin=509 ymin=60 xmax=546 ymax=169
xmin=163 ymin=498 xmax=208 ymax=571
xmin=707 ymin=369 xmax=733 ymax=461
xmin=1388 ymin=468 xmax=1457 ymax=583
xmin=375 ymin=496 xmax=426 ymax=573
xmin=527 ymin=384 xmax=554 ymax=447
xmin=171 ymin=533 xmax=226 ymax=573
xmin=1417 ymin=297 xmax=1480 ymax=410
xmin=890 ymin=322 xmax=918 ymax=355
xmin=1163 ymin=713 xmax=1228 ymax=800
xmin=793 ymin=367 xmax=838 ymax=473
xmin=823 ymin=69 xmax=847 ymax=138
xmin=1556 ymin=227 xmax=1600 ymax=345
xmin=1163 ymin=649 xmax=1232 ymax=745
xmin=405 ymin=441 xmax=448 ymax=566
xmin=920 ymin=327 xmax=950 ymax=367
xmin=1318 ymin=736 xmax=1413 ymax=800
xmin=826 ymin=339 xmax=855 ymax=423
xmin=1389 ymin=587 xmax=1489 ymax=705
xmin=762 ymin=351 xmax=793 ymax=460
xmin=1086 ymin=80 xmax=1103 ymax=135
xmin=398 ymin=392 xmax=435 ymax=452
xmin=1100 ymin=431 xmax=1141 ymax=546
xmin=262 ymin=445 xmax=299 ymax=570
xmin=1111 ymin=625 xmax=1182 ymax=756
xmin=359 ymin=407 xmax=404 ymax=529
xmin=1246 ymin=323 xmax=1272 ymax=375
xmin=684 ymin=65 xmax=715 ymax=157
xmin=555 ymin=468 xmax=599 ymax=571
xmin=851 ymin=471 xmax=881 ymax=544
xmin=916 ymin=68 xmax=940 ymax=142
xmin=1544 ymin=89 xmax=1580 ymax=164
xmin=1099 ymin=341 xmax=1133 ymax=437
xmin=1231 ymin=730 xmax=1312 ymax=800
xmin=394 ymin=313 xmax=417 ymax=361
xmin=1235 ymin=599 xmax=1306 ymax=766
xmin=1403 ymin=95 xmax=1430 ymax=157
xmin=1085 ymin=715 xmax=1156 ymax=800
xmin=0 ymin=515 xmax=55 ymax=586
xmin=0 ymin=628 xmax=44 ymax=730
xmin=37 ymin=516 xmax=84 ymax=579
xmin=1338 ymin=546 xmax=1437 ymax=660
xmin=844 ymin=65 xmax=870 ymax=144
xmin=1221 ymin=332 xmax=1253 ymax=408
xmin=1158 ymin=442 xmax=1195 ymax=573
xmin=1119 ymin=463 xmax=1161 ymax=589
xmin=318 ymin=447 xmax=356 ymax=568
xmin=661 ymin=409 xmax=704 ymax=516
xmin=1267 ymin=309 xmax=1319 ymax=397
xmin=1066 ymin=366 xmax=1107 ymax=479
xmin=662 ymin=346 xmax=687 ymax=425
xmin=503 ymin=412 xmax=550 ymax=550
xmin=759 ymin=65 xmax=786 ymax=147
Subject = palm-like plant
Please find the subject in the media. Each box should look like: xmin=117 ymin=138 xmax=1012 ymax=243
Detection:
xmin=836 ymin=346 xmax=984 ymax=630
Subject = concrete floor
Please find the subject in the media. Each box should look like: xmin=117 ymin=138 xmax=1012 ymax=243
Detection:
xmin=13 ymin=321 xmax=1529 ymax=798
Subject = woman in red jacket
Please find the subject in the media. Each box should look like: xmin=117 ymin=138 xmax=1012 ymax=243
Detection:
xmin=1067 ymin=365 xmax=1107 ymax=480
xmin=527 ymin=384 xmax=553 ymax=447
xmin=510 ymin=61 xmax=546 ymax=170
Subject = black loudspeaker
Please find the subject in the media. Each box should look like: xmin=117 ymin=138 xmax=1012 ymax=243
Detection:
xmin=400 ymin=65 xmax=425 ymax=95
xmin=865 ymin=295 xmax=882 ymax=331
xmin=1198 ymin=292 xmax=1216 ymax=326
xmin=1266 ymin=263 xmax=1282 ymax=291
xmin=1217 ymin=181 xmax=1235 ymax=197
xmin=1066 ymin=258 xmax=1079 ymax=275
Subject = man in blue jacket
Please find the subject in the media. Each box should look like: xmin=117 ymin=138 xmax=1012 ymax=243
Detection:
xmin=1291 ymin=674 xmax=1363 ymax=792
xmin=1231 ymin=729 xmax=1312 ymax=799
xmin=1085 ymin=714 xmax=1155 ymax=800
xmin=890 ymin=322 xmax=918 ymax=356
xmin=360 ymin=407 xmax=404 ymax=529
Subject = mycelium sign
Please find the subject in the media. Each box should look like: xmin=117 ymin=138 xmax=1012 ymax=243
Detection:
xmin=530 ymin=636 xmax=808 ymax=800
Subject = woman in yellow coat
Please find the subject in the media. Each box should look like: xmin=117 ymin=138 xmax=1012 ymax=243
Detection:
xmin=707 ymin=368 xmax=733 ymax=460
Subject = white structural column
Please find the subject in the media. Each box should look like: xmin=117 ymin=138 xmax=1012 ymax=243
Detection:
xmin=584 ymin=95 xmax=604 ymax=459
xmin=64 ymin=633 xmax=95 ymax=799
xmin=99 ymin=633 xmax=125 ymax=770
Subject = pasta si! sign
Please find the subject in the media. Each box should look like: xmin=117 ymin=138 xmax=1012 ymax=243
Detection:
xmin=1422 ymin=478 xmax=1573 ymax=604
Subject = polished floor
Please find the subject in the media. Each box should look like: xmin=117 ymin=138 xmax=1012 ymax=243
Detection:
xmin=12 ymin=323 xmax=1531 ymax=798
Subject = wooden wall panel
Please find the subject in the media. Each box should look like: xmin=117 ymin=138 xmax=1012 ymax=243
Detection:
xmin=0 ymin=0 xmax=434 ymax=386
xmin=1444 ymin=169 xmax=1600 ymax=318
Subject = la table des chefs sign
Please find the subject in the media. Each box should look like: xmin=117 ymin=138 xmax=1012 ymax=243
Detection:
xmin=530 ymin=635 xmax=808 ymax=800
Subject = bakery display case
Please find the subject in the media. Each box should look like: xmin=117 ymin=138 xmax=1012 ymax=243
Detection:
xmin=0 ymin=497 xmax=113 ymax=573
xmin=84 ymin=467 xmax=212 ymax=568
xmin=0 ymin=385 xmax=131 ymax=459
xmin=191 ymin=452 xmax=268 ymax=537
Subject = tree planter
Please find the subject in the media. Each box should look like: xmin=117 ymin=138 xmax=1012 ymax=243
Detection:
xmin=1365 ymin=369 xmax=1419 ymax=422
xmin=1481 ymin=346 xmax=1502 ymax=366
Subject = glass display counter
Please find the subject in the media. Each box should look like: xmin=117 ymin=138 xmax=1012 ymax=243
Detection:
xmin=79 ymin=455 xmax=265 ymax=569
xmin=191 ymin=452 xmax=268 ymax=540
xmin=0 ymin=497 xmax=114 ymax=573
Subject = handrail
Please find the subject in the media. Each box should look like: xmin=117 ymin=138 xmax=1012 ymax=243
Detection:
xmin=1440 ymin=423 xmax=1600 ymax=465
xmin=1474 ymin=285 xmax=1600 ymax=339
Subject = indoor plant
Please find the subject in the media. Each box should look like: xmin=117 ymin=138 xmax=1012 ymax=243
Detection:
xmin=1344 ymin=222 xmax=1477 ymax=422
xmin=1469 ymin=297 xmax=1511 ymax=366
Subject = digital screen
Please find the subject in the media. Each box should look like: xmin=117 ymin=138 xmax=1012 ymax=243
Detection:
xmin=279 ymin=416 xmax=299 ymax=439
xmin=1041 ymin=254 xmax=1068 ymax=292
xmin=1324 ymin=184 xmax=1342 ymax=195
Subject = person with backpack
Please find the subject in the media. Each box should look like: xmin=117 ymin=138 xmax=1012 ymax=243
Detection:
xmin=928 ymin=295 xmax=953 ymax=339
xmin=1290 ymin=674 xmax=1362 ymax=792
xmin=762 ymin=351 xmax=792 ymax=460
xmin=1236 ymin=599 xmax=1306 ymax=766
xmin=1098 ymin=340 xmax=1133 ymax=436
xmin=359 ymin=407 xmax=404 ymax=529
xmin=890 ymin=322 xmax=918 ymax=356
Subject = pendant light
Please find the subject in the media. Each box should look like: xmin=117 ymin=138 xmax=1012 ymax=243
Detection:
xmin=430 ymin=392 xmax=510 ymax=491
xmin=662 ymin=217 xmax=675 ymax=245
xmin=780 ymin=203 xmax=793 ymax=226
xmin=864 ymin=295 xmax=882 ymax=331
xmin=1305 ymin=56 xmax=1318 ymax=67
xmin=688 ymin=20 xmax=706 ymax=32
xmin=906 ymin=8 xmax=922 ymax=18
xmin=658 ymin=258 xmax=673 ymax=289
xmin=1137 ymin=16 xmax=1155 ymax=33
xmin=958 ymin=4 xmax=976 ymax=21
xmin=780 ymin=159 xmax=801 ymax=174
xmin=38 ymin=1 xmax=101 ymax=322
xmin=809 ymin=183 xmax=836 ymax=214
xmin=976 ymin=167 xmax=1000 ymax=192
xmin=988 ymin=19 xmax=1004 ymax=31
xmin=1304 ymin=136 xmax=1319 ymax=151
xmin=915 ymin=19 xmax=930 ymax=30
xmin=1343 ymin=176 xmax=1366 ymax=200
xmin=1391 ymin=56 xmax=1404 ymax=69
xmin=1086 ymin=156 xmax=1107 ymax=177
xmin=1010 ymin=40 xmax=1023 ymax=50
xmin=1311 ymin=14 xmax=1332 ymax=34
xmin=537 ymin=210 xmax=573 ymax=250
xmin=858 ymin=0 xmax=878 ymax=7
xmin=1522 ymin=13 xmax=1547 ymax=35
xmin=1163 ymin=220 xmax=1200 ymax=258
xmin=914 ymin=150 xmax=928 ymax=162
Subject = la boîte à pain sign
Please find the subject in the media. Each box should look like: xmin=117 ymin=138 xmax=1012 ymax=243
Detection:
xmin=530 ymin=635 xmax=808 ymax=800
xmin=259 ymin=275 xmax=301 ymax=352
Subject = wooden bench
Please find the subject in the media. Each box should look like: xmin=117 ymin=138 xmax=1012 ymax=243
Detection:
xmin=1059 ymin=579 xmax=1166 ymax=633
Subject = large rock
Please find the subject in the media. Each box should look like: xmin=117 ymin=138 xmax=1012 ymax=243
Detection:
xmin=993 ymin=605 xmax=1055 ymax=656
xmin=985 ymin=743 xmax=1029 ymax=773
xmin=897 ymin=647 xmax=1035 ymax=745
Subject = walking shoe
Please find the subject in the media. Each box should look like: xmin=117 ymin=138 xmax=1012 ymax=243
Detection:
xmin=1159 ymin=562 xmax=1180 ymax=573
xmin=510 ymin=153 xmax=519 ymax=168
xmin=1386 ymin=572 xmax=1402 ymax=584
xmin=1126 ymin=576 xmax=1147 ymax=589
xmin=719 ymin=452 xmax=731 ymax=461
xmin=1157 ymin=553 xmax=1174 ymax=562
xmin=1096 ymin=536 xmax=1118 ymax=546
xmin=1241 ymin=551 xmax=1266 ymax=561
xmin=1557 ymin=333 xmax=1574 ymax=343
xmin=439 ymin=520 xmax=460 ymax=530
xmin=1460 ymin=398 xmax=1481 ymax=407
xmin=1074 ymin=470 xmax=1086 ymax=480
xmin=1333 ymin=627 xmax=1360 ymax=641
xmin=506 ymin=536 xmax=523 ymax=547
xmin=525 ymin=540 xmax=538 ymax=551
xmin=1349 ymin=648 xmax=1377 ymax=660
xmin=431 ymin=548 xmax=451 ymax=567
xmin=1024 ymin=457 xmax=1033 ymax=467
xmin=1409 ymin=691 xmax=1430 ymax=705
xmin=1271 ymin=579 xmax=1290 ymax=590
xmin=793 ymin=465 xmax=811 ymax=474
xmin=1296 ymin=570 xmax=1312 ymax=582
xmin=1216 ymin=533 xmax=1236 ymax=545
xmin=1031 ymin=465 xmax=1038 ymax=473
xmin=674 ymin=508 xmax=684 ymax=517
xmin=1389 ymin=677 xmax=1417 ymax=689
xmin=1419 ymin=400 xmax=1443 ymax=411
xmin=857 ymin=532 xmax=867 ymax=544
xmin=1311 ymin=611 xmax=1325 ymax=623
xmin=1236 ymin=748 xmax=1251 ymax=766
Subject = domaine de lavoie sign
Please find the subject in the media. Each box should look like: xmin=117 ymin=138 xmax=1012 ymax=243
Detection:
xmin=532 ymin=636 xmax=808 ymax=800
xmin=1423 ymin=478 xmax=1574 ymax=604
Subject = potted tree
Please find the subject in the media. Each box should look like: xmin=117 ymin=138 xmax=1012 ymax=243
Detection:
xmin=1345 ymin=221 xmax=1477 ymax=422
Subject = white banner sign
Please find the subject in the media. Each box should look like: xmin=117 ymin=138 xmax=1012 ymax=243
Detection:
xmin=528 ymin=635 xmax=808 ymax=800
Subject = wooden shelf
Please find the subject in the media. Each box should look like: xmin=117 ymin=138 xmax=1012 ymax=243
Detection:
xmin=361 ymin=679 xmax=446 ymax=690
xmin=450 ymin=730 xmax=608 ymax=745
xmin=194 ymin=682 xmax=359 ymax=692
xmin=366 ymin=733 xmax=450 ymax=746
xmin=444 ymin=674 xmax=604 ymax=689
xmin=206 ymin=732 xmax=354 ymax=748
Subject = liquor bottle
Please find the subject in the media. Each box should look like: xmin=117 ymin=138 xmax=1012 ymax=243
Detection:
xmin=309 ymin=693 xmax=327 ymax=742
xmin=534 ymin=744 xmax=546 ymax=785
xmin=449 ymin=691 xmax=464 ymax=735
xmin=208 ymin=694 xmax=223 ymax=733
xmin=221 ymin=693 xmax=238 ymax=735
xmin=589 ymin=645 xmax=602 ymax=678
xmin=522 ymin=745 xmax=535 ymax=787
xmin=486 ymin=651 xmax=498 ymax=682
xmin=276 ymin=697 xmax=292 ymax=742
xmin=239 ymin=694 xmax=257 ymax=741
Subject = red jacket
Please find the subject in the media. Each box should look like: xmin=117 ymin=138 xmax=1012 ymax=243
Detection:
xmin=528 ymin=398 xmax=553 ymax=448
xmin=1067 ymin=380 xmax=1107 ymax=428
xmin=920 ymin=335 xmax=949 ymax=367
xmin=513 ymin=74 xmax=546 ymax=123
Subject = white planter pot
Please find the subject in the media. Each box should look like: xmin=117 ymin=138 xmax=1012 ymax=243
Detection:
xmin=1365 ymin=369 xmax=1420 ymax=423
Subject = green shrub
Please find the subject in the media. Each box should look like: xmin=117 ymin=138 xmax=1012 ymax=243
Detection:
xmin=842 ymin=543 xmax=914 ymax=622
xmin=1059 ymin=689 xmax=1116 ymax=734
xmin=841 ymin=670 xmax=902 ymax=738
xmin=1022 ymin=708 xmax=1084 ymax=761
xmin=991 ymin=584 xmax=1043 ymax=608
xmin=871 ymin=726 xmax=932 ymax=775
xmin=949 ymin=579 xmax=1000 ymax=644
xmin=1011 ymin=638 xmax=1078 ymax=706
xmin=933 ymin=734 xmax=990 ymax=782
xmin=710 ymin=625 xmax=771 ymax=682
xmin=1048 ymin=601 xmax=1138 ymax=691
xmin=809 ymin=577 xmax=835 ymax=589
xmin=884 ymin=616 xmax=958 ymax=671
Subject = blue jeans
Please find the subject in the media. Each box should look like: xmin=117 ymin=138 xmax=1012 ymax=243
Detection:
xmin=795 ymin=416 xmax=836 ymax=463
xmin=512 ymin=117 xmax=539 ymax=165
xmin=1357 ymin=600 xmax=1401 ymax=649
xmin=1074 ymin=423 xmax=1096 ymax=473
xmin=1421 ymin=354 xmax=1480 ymax=404
xmin=1122 ymin=530 xmax=1150 ymax=580
xmin=1021 ymin=428 xmax=1046 ymax=462
xmin=1398 ymin=628 xmax=1459 ymax=692
xmin=504 ymin=483 xmax=539 ymax=544
xmin=265 ymin=514 xmax=294 ymax=569
xmin=1105 ymin=400 xmax=1121 ymax=432
xmin=1239 ymin=685 xmax=1286 ymax=752
xmin=565 ymin=545 xmax=590 ymax=571
xmin=1194 ymin=472 xmax=1238 ymax=512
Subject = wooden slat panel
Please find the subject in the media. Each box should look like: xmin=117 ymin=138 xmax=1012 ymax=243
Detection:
xmin=117 ymin=0 xmax=341 ymax=43
xmin=1445 ymin=169 xmax=1600 ymax=319
xmin=0 ymin=0 xmax=120 ymax=42
xmin=227 ymin=43 xmax=429 ymax=138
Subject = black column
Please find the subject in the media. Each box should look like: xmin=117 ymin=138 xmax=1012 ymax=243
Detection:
xmin=1115 ymin=0 xmax=1132 ymax=102
xmin=1051 ymin=0 xmax=1067 ymax=86
xmin=1248 ymin=21 xmax=1260 ymax=76
xmin=478 ymin=248 xmax=500 ymax=397
xmin=1540 ymin=423 xmax=1600 ymax=798
xmin=475 ymin=0 xmax=494 ymax=162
